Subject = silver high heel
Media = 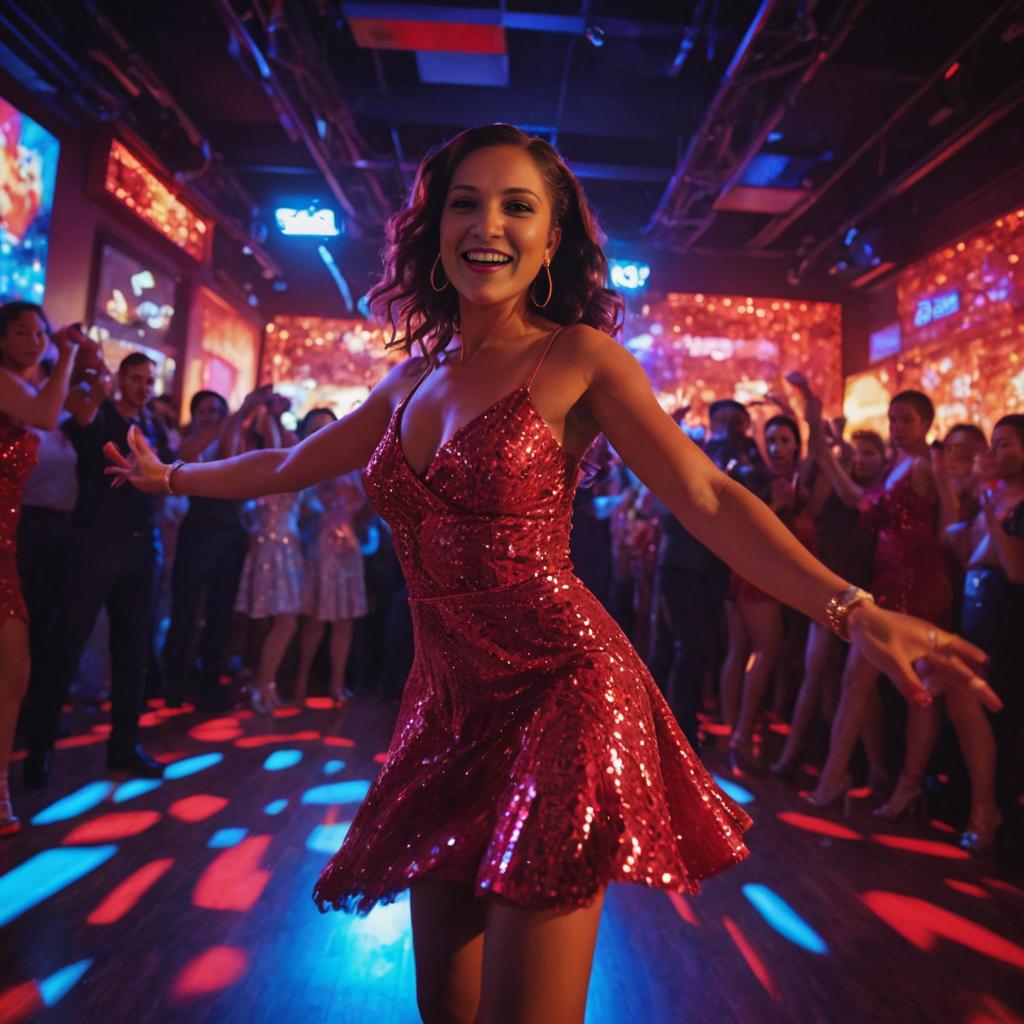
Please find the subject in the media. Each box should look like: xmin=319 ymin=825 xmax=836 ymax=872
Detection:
xmin=873 ymin=775 xmax=927 ymax=822
xmin=959 ymin=804 xmax=1003 ymax=853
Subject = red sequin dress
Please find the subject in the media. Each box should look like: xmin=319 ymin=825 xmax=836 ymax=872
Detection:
xmin=313 ymin=330 xmax=751 ymax=915
xmin=0 ymin=410 xmax=40 ymax=624
xmin=860 ymin=472 xmax=952 ymax=626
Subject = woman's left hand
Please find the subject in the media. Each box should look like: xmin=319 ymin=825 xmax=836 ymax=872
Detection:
xmin=848 ymin=602 xmax=1001 ymax=713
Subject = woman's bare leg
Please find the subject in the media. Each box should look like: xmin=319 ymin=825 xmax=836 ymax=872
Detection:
xmin=0 ymin=618 xmax=30 ymax=822
xmin=944 ymin=687 xmax=998 ymax=823
xmin=255 ymin=613 xmax=297 ymax=704
xmin=775 ymin=621 xmax=836 ymax=767
xmin=328 ymin=618 xmax=355 ymax=699
xmin=410 ymin=880 xmax=486 ymax=1024
xmin=731 ymin=598 xmax=782 ymax=751
xmin=293 ymin=616 xmax=324 ymax=703
xmin=719 ymin=599 xmax=747 ymax=730
xmin=476 ymin=889 xmax=605 ymax=1024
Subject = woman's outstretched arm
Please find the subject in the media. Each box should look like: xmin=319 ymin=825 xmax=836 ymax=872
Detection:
xmin=569 ymin=326 xmax=997 ymax=710
xmin=107 ymin=359 xmax=421 ymax=499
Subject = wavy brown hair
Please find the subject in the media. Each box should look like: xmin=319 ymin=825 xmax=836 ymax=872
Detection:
xmin=367 ymin=124 xmax=623 ymax=359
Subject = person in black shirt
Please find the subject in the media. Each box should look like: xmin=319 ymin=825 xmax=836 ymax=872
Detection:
xmin=25 ymin=352 xmax=172 ymax=786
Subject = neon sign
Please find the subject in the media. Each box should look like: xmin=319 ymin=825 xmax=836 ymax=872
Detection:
xmin=913 ymin=290 xmax=960 ymax=327
xmin=609 ymin=259 xmax=651 ymax=291
xmin=274 ymin=207 xmax=341 ymax=237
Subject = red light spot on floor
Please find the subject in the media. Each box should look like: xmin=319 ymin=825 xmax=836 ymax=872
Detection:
xmin=777 ymin=812 xmax=863 ymax=840
xmin=100 ymin=701 xmax=112 ymax=712
xmin=861 ymin=891 xmax=1024 ymax=967
xmin=55 ymin=734 xmax=105 ymax=750
xmin=929 ymin=819 xmax=957 ymax=834
xmin=937 ymin=774 xmax=949 ymax=783
xmin=323 ymin=736 xmax=356 ymax=747
xmin=170 ymin=946 xmax=248 ymax=1003
xmin=272 ymin=707 xmax=301 ymax=718
xmin=982 ymin=878 xmax=1023 ymax=897
xmin=235 ymin=731 xmax=320 ymax=748
xmin=767 ymin=723 xmax=791 ymax=735
xmin=702 ymin=723 xmax=732 ymax=737
xmin=138 ymin=712 xmax=163 ymax=728
xmin=801 ymin=763 xmax=820 ymax=778
xmin=153 ymin=751 xmax=187 ymax=764
xmin=61 ymin=703 xmax=74 ymax=714
xmin=169 ymin=795 xmax=228 ymax=823
xmin=87 ymin=858 xmax=175 ymax=924
xmin=156 ymin=706 xmax=193 ymax=719
xmin=193 ymin=837 xmax=273 ymax=911
xmin=871 ymin=836 xmax=969 ymax=860
xmin=323 ymin=807 xmax=339 ymax=826
xmin=90 ymin=724 xmax=112 ymax=735
xmin=306 ymin=697 xmax=335 ymax=710
xmin=10 ymin=748 xmax=26 ymax=762
xmin=667 ymin=891 xmax=697 ymax=926
xmin=847 ymin=787 xmax=872 ymax=800
xmin=372 ymin=753 xmax=389 ymax=764
xmin=188 ymin=718 xmax=243 ymax=743
xmin=147 ymin=698 xmax=166 ymax=709
xmin=722 ymin=916 xmax=780 ymax=1000
xmin=943 ymin=879 xmax=990 ymax=900
xmin=63 ymin=811 xmax=160 ymax=844
xmin=233 ymin=709 xmax=255 ymax=721
xmin=0 ymin=979 xmax=43 ymax=1021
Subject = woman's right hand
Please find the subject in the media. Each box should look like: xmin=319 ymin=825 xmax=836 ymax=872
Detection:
xmin=103 ymin=425 xmax=169 ymax=493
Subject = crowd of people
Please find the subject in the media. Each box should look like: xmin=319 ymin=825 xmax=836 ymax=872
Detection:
xmin=0 ymin=297 xmax=1020 ymax=860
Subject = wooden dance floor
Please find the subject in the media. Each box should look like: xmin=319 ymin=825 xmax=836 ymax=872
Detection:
xmin=2 ymin=697 xmax=1022 ymax=1023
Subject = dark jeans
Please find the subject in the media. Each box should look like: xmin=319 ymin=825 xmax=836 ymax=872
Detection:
xmin=648 ymin=563 xmax=729 ymax=745
xmin=162 ymin=519 xmax=247 ymax=703
xmin=28 ymin=527 xmax=161 ymax=758
xmin=16 ymin=506 xmax=72 ymax=706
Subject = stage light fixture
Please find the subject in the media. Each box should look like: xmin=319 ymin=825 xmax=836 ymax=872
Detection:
xmin=275 ymin=206 xmax=342 ymax=237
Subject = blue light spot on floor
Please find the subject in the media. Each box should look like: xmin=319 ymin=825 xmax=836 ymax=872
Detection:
xmin=164 ymin=753 xmax=223 ymax=780
xmin=40 ymin=958 xmax=93 ymax=1006
xmin=301 ymin=781 xmax=371 ymax=806
xmin=31 ymin=782 xmax=115 ymax=825
xmin=323 ymin=759 xmax=345 ymax=775
xmin=208 ymin=828 xmax=249 ymax=849
xmin=743 ymin=884 xmax=829 ymax=954
xmin=0 ymin=846 xmax=118 ymax=926
xmin=306 ymin=821 xmax=351 ymax=854
xmin=263 ymin=799 xmax=288 ymax=816
xmin=263 ymin=749 xmax=303 ymax=771
xmin=711 ymin=774 xmax=755 ymax=805
xmin=112 ymin=779 xmax=162 ymax=804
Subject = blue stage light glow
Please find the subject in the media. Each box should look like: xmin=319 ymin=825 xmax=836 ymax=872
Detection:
xmin=263 ymin=799 xmax=289 ymax=816
xmin=31 ymin=781 xmax=115 ymax=825
xmin=208 ymin=828 xmax=249 ymax=849
xmin=742 ymin=884 xmax=829 ymax=954
xmin=112 ymin=779 xmax=163 ymax=804
xmin=711 ymin=774 xmax=756 ymax=805
xmin=0 ymin=846 xmax=118 ymax=926
xmin=608 ymin=259 xmax=651 ymax=291
xmin=306 ymin=821 xmax=352 ymax=854
xmin=275 ymin=207 xmax=341 ymax=237
xmin=263 ymin=749 xmax=303 ymax=771
xmin=164 ymin=753 xmax=224 ymax=780
xmin=301 ymin=781 xmax=372 ymax=806
xmin=40 ymin=959 xmax=94 ymax=1007
xmin=323 ymin=760 xmax=346 ymax=775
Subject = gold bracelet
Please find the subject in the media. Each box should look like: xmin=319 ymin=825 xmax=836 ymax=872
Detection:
xmin=164 ymin=459 xmax=186 ymax=495
xmin=824 ymin=585 xmax=875 ymax=641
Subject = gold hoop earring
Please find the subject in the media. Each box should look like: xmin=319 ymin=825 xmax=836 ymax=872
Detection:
xmin=430 ymin=253 xmax=449 ymax=293
xmin=532 ymin=257 xmax=553 ymax=308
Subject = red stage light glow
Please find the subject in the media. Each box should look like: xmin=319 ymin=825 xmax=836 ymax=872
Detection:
xmin=169 ymin=795 xmax=228 ymax=823
xmin=667 ymin=891 xmax=698 ymax=927
xmin=235 ymin=731 xmax=321 ymax=748
xmin=776 ymin=812 xmax=863 ymax=840
xmin=372 ymin=753 xmax=389 ymax=764
xmin=0 ymin=979 xmax=43 ymax=1021
xmin=929 ymin=819 xmax=957 ymax=834
xmin=943 ymin=879 xmax=990 ymax=900
xmin=63 ymin=811 xmax=160 ymax=844
xmin=87 ymin=858 xmax=174 ymax=925
xmin=982 ymin=877 xmax=1023 ymax=897
xmin=169 ymin=946 xmax=248 ymax=1003
xmin=871 ymin=836 xmax=969 ymax=860
xmin=192 ymin=837 xmax=272 ymax=912
xmin=861 ymin=891 xmax=1024 ymax=967
xmin=323 ymin=736 xmax=356 ymax=747
xmin=722 ymin=916 xmax=781 ymax=1000
xmin=271 ymin=707 xmax=301 ymax=718
xmin=306 ymin=697 xmax=335 ymax=710
xmin=54 ymin=734 xmax=105 ymax=750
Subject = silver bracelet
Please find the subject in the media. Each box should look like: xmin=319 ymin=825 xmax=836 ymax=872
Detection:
xmin=824 ymin=585 xmax=875 ymax=641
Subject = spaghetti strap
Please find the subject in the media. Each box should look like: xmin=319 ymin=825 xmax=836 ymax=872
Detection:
xmin=397 ymin=359 xmax=434 ymax=412
xmin=525 ymin=326 xmax=565 ymax=392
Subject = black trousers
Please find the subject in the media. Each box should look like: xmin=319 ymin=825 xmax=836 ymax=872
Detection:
xmin=648 ymin=563 xmax=729 ymax=746
xmin=28 ymin=527 xmax=161 ymax=758
xmin=161 ymin=518 xmax=247 ymax=703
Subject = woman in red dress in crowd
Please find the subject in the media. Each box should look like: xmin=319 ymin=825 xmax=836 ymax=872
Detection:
xmin=807 ymin=391 xmax=955 ymax=816
xmin=0 ymin=302 xmax=82 ymax=835
xmin=110 ymin=125 xmax=996 ymax=1024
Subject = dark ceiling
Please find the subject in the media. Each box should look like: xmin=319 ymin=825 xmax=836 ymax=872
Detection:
xmin=3 ymin=0 xmax=1023 ymax=316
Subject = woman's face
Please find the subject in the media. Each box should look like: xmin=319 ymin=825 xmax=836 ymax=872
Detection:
xmin=193 ymin=396 xmax=225 ymax=432
xmin=988 ymin=425 xmax=1024 ymax=480
xmin=0 ymin=311 xmax=48 ymax=371
xmin=944 ymin=428 xmax=985 ymax=478
xmin=439 ymin=145 xmax=561 ymax=312
xmin=765 ymin=423 xmax=798 ymax=470
xmin=887 ymin=400 xmax=929 ymax=449
xmin=304 ymin=411 xmax=334 ymax=437
xmin=851 ymin=438 xmax=885 ymax=484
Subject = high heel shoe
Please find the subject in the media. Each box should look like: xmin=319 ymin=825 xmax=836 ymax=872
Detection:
xmin=266 ymin=681 xmax=284 ymax=710
xmin=249 ymin=687 xmax=272 ymax=716
xmin=803 ymin=775 xmax=851 ymax=812
xmin=726 ymin=744 xmax=765 ymax=778
xmin=0 ymin=797 xmax=21 ymax=838
xmin=866 ymin=766 xmax=891 ymax=802
xmin=769 ymin=753 xmax=801 ymax=780
xmin=873 ymin=776 xmax=927 ymax=821
xmin=330 ymin=686 xmax=354 ymax=706
xmin=959 ymin=804 xmax=1003 ymax=853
